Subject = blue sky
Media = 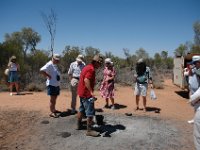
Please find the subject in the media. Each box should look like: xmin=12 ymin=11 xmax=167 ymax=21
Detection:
xmin=0 ymin=0 xmax=200 ymax=57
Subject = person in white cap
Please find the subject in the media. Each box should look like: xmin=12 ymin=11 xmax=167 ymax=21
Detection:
xmin=7 ymin=55 xmax=20 ymax=96
xmin=134 ymin=58 xmax=153 ymax=112
xmin=100 ymin=58 xmax=116 ymax=109
xmin=68 ymin=54 xmax=85 ymax=114
xmin=187 ymin=55 xmax=200 ymax=149
xmin=40 ymin=54 xmax=61 ymax=118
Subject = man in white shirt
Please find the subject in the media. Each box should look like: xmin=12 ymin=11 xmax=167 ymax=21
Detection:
xmin=68 ymin=54 xmax=85 ymax=114
xmin=40 ymin=54 xmax=61 ymax=118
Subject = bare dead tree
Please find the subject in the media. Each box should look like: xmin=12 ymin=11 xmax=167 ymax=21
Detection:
xmin=41 ymin=9 xmax=57 ymax=56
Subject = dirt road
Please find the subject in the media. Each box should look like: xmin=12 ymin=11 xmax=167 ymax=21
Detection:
xmin=0 ymin=80 xmax=195 ymax=150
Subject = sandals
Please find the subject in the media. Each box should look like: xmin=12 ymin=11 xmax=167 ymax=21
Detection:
xmin=49 ymin=110 xmax=61 ymax=118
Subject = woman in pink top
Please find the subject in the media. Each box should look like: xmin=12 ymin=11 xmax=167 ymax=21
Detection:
xmin=100 ymin=58 xmax=116 ymax=109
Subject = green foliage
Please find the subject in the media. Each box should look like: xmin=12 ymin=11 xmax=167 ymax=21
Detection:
xmin=193 ymin=21 xmax=200 ymax=46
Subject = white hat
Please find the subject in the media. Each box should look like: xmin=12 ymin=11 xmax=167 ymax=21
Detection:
xmin=192 ymin=55 xmax=200 ymax=63
xmin=137 ymin=58 xmax=144 ymax=63
xmin=53 ymin=54 xmax=61 ymax=61
xmin=76 ymin=54 xmax=84 ymax=62
xmin=105 ymin=58 xmax=112 ymax=64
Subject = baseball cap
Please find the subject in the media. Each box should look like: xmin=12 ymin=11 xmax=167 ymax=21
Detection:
xmin=192 ymin=55 xmax=200 ymax=64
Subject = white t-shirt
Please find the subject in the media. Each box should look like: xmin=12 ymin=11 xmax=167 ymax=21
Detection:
xmin=8 ymin=62 xmax=18 ymax=71
xmin=68 ymin=61 xmax=85 ymax=78
xmin=40 ymin=60 xmax=60 ymax=87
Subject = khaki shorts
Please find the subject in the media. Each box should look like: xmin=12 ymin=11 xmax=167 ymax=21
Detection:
xmin=134 ymin=83 xmax=147 ymax=96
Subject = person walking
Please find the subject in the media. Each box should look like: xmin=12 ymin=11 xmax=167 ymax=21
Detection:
xmin=100 ymin=58 xmax=116 ymax=110
xmin=7 ymin=55 xmax=20 ymax=96
xmin=77 ymin=54 xmax=103 ymax=137
xmin=40 ymin=54 xmax=61 ymax=118
xmin=68 ymin=54 xmax=85 ymax=114
xmin=134 ymin=58 xmax=153 ymax=112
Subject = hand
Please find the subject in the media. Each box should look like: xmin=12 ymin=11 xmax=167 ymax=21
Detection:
xmin=47 ymin=74 xmax=51 ymax=79
xmin=150 ymin=83 xmax=153 ymax=89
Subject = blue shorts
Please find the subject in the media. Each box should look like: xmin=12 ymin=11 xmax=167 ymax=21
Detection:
xmin=47 ymin=85 xmax=60 ymax=96
xmin=79 ymin=97 xmax=95 ymax=117
xmin=8 ymin=71 xmax=19 ymax=82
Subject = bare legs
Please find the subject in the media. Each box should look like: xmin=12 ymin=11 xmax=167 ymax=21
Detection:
xmin=50 ymin=95 xmax=57 ymax=113
xmin=9 ymin=82 xmax=19 ymax=95
xmin=135 ymin=95 xmax=147 ymax=111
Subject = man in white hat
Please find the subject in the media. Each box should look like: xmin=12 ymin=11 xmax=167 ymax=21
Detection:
xmin=68 ymin=54 xmax=85 ymax=114
xmin=40 ymin=53 xmax=61 ymax=118
xmin=187 ymin=55 xmax=200 ymax=149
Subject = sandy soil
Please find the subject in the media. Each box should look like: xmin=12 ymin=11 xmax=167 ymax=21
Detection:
xmin=0 ymin=79 xmax=195 ymax=150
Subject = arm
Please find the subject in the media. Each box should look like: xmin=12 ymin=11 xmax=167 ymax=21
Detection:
xmin=84 ymin=78 xmax=94 ymax=96
xmin=189 ymin=87 xmax=200 ymax=104
xmin=40 ymin=70 xmax=51 ymax=79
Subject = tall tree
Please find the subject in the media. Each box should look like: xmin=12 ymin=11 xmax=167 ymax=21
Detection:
xmin=135 ymin=48 xmax=149 ymax=60
xmin=41 ymin=9 xmax=57 ymax=56
xmin=4 ymin=27 xmax=41 ymax=58
xmin=161 ymin=51 xmax=168 ymax=60
xmin=174 ymin=44 xmax=187 ymax=56
xmin=193 ymin=21 xmax=200 ymax=46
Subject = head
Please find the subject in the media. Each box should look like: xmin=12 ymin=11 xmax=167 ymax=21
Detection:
xmin=52 ymin=54 xmax=61 ymax=64
xmin=76 ymin=54 xmax=84 ymax=64
xmin=104 ymin=58 xmax=113 ymax=68
xmin=92 ymin=54 xmax=103 ymax=69
xmin=10 ymin=55 xmax=17 ymax=63
xmin=192 ymin=55 xmax=200 ymax=69
xmin=136 ymin=58 xmax=146 ymax=76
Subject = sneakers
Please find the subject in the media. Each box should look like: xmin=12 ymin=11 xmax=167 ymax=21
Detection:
xmin=188 ymin=119 xmax=194 ymax=124
xmin=86 ymin=130 xmax=100 ymax=137
xmin=111 ymin=105 xmax=116 ymax=110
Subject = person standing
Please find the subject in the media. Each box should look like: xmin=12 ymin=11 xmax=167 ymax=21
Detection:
xmin=68 ymin=54 xmax=85 ymax=114
xmin=7 ymin=55 xmax=20 ymax=96
xmin=40 ymin=54 xmax=61 ymax=118
xmin=100 ymin=58 xmax=116 ymax=109
xmin=188 ymin=55 xmax=200 ymax=150
xmin=134 ymin=58 xmax=153 ymax=112
xmin=77 ymin=54 xmax=103 ymax=137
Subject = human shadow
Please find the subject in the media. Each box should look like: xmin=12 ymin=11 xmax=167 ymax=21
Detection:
xmin=146 ymin=106 xmax=161 ymax=113
xmin=95 ymin=108 xmax=104 ymax=112
xmin=94 ymin=115 xmax=126 ymax=137
xmin=14 ymin=92 xmax=34 ymax=96
xmin=114 ymin=103 xmax=127 ymax=110
xmin=59 ymin=110 xmax=74 ymax=117
xmin=175 ymin=90 xmax=189 ymax=99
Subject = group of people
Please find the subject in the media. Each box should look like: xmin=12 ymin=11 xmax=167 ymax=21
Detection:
xmin=184 ymin=55 xmax=200 ymax=149
xmin=5 ymin=53 xmax=153 ymax=137
xmin=39 ymin=53 xmax=153 ymax=137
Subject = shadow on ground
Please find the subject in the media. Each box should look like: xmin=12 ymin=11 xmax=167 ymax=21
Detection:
xmin=175 ymin=90 xmax=189 ymax=99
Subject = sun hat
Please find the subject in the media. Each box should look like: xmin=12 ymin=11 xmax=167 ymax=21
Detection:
xmin=93 ymin=54 xmax=103 ymax=64
xmin=10 ymin=55 xmax=16 ymax=60
xmin=76 ymin=54 xmax=84 ymax=62
xmin=105 ymin=58 xmax=112 ymax=63
xmin=53 ymin=54 xmax=61 ymax=61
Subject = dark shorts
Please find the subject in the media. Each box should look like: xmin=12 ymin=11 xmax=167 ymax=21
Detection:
xmin=79 ymin=97 xmax=95 ymax=117
xmin=8 ymin=71 xmax=18 ymax=82
xmin=47 ymin=85 xmax=60 ymax=96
